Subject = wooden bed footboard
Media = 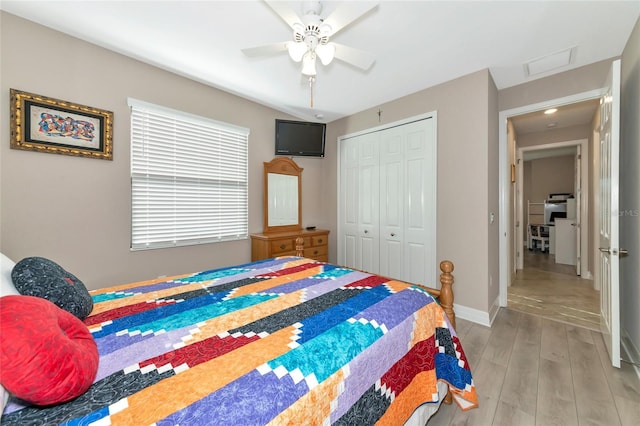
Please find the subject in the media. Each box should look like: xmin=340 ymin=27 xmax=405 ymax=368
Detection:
xmin=420 ymin=260 xmax=456 ymax=405
xmin=421 ymin=260 xmax=456 ymax=330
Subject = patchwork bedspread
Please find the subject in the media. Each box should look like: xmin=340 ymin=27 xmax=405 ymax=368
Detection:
xmin=2 ymin=256 xmax=477 ymax=425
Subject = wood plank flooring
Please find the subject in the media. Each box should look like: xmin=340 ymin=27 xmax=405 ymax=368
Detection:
xmin=508 ymin=251 xmax=600 ymax=331
xmin=426 ymin=309 xmax=640 ymax=426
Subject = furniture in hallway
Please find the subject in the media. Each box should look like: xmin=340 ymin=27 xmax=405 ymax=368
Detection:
xmin=529 ymin=224 xmax=550 ymax=252
xmin=555 ymin=217 xmax=577 ymax=265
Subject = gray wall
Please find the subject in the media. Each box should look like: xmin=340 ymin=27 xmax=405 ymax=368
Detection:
xmin=326 ymin=69 xmax=498 ymax=316
xmin=0 ymin=12 xmax=328 ymax=288
xmin=620 ymin=16 xmax=640 ymax=365
xmin=524 ymin=155 xmax=575 ymax=205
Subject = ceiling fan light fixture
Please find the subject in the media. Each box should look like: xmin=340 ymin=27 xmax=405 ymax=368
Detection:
xmin=301 ymin=52 xmax=317 ymax=76
xmin=315 ymin=42 xmax=335 ymax=65
xmin=287 ymin=41 xmax=307 ymax=62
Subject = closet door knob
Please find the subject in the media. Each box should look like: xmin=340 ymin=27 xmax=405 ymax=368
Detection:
xmin=364 ymin=230 xmax=369 ymax=234
xmin=391 ymin=233 xmax=396 ymax=237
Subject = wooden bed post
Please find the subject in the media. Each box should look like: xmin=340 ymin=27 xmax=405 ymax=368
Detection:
xmin=440 ymin=260 xmax=456 ymax=405
xmin=439 ymin=260 xmax=456 ymax=330
xmin=295 ymin=237 xmax=304 ymax=257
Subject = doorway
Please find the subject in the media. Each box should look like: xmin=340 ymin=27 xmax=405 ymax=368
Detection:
xmin=515 ymin=138 xmax=590 ymax=277
xmin=498 ymin=91 xmax=605 ymax=317
xmin=510 ymin=138 xmax=599 ymax=329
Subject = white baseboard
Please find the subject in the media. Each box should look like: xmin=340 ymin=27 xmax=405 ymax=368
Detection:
xmin=488 ymin=296 xmax=500 ymax=325
xmin=454 ymin=303 xmax=492 ymax=327
xmin=621 ymin=328 xmax=640 ymax=381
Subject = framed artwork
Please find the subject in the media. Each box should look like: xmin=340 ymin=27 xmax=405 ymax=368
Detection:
xmin=10 ymin=89 xmax=113 ymax=160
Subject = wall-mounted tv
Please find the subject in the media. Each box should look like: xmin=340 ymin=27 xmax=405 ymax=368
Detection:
xmin=275 ymin=119 xmax=326 ymax=157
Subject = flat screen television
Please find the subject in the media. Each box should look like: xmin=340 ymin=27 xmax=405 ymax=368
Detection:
xmin=275 ymin=119 xmax=326 ymax=157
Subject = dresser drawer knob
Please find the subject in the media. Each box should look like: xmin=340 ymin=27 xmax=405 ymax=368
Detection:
xmin=314 ymin=250 xmax=318 ymax=255
xmin=280 ymin=244 xmax=286 ymax=249
xmin=318 ymin=239 xmax=323 ymax=244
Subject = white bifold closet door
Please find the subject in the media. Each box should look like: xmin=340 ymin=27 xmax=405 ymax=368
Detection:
xmin=339 ymin=116 xmax=437 ymax=286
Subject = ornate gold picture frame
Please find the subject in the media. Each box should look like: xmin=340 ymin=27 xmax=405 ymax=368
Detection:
xmin=10 ymin=89 xmax=113 ymax=160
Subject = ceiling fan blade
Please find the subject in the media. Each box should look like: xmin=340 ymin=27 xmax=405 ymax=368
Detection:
xmin=242 ymin=42 xmax=289 ymax=57
xmin=322 ymin=2 xmax=378 ymax=37
xmin=332 ymin=43 xmax=375 ymax=71
xmin=264 ymin=0 xmax=302 ymax=30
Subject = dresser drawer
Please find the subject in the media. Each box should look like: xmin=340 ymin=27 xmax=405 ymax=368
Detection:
xmin=250 ymin=229 xmax=329 ymax=262
xmin=304 ymin=245 xmax=327 ymax=259
xmin=270 ymin=239 xmax=295 ymax=254
xmin=311 ymin=235 xmax=327 ymax=247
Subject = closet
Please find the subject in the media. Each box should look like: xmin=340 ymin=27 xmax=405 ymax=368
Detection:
xmin=338 ymin=115 xmax=437 ymax=285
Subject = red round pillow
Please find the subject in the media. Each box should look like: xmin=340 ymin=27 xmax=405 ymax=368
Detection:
xmin=0 ymin=295 xmax=98 ymax=405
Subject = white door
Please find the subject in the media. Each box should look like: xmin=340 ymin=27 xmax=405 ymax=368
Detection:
xmin=402 ymin=120 xmax=436 ymax=284
xmin=379 ymin=127 xmax=404 ymax=279
xmin=340 ymin=135 xmax=361 ymax=269
xmin=339 ymin=132 xmax=380 ymax=273
xmin=358 ymin=132 xmax=380 ymax=274
xmin=339 ymin=115 xmax=436 ymax=285
xmin=598 ymin=59 xmax=621 ymax=368
xmin=574 ymin=145 xmax=581 ymax=274
xmin=378 ymin=119 xmax=436 ymax=284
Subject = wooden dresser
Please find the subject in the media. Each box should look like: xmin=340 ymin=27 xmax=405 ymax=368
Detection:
xmin=250 ymin=229 xmax=329 ymax=262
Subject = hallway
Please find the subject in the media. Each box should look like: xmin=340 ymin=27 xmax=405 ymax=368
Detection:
xmin=508 ymin=250 xmax=600 ymax=330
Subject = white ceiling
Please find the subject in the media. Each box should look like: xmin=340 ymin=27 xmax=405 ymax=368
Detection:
xmin=2 ymin=1 xmax=638 ymax=124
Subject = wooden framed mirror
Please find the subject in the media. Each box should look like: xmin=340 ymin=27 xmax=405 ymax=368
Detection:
xmin=263 ymin=157 xmax=302 ymax=233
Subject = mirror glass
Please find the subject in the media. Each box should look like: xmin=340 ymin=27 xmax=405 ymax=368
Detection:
xmin=263 ymin=157 xmax=302 ymax=233
xmin=267 ymin=173 xmax=298 ymax=226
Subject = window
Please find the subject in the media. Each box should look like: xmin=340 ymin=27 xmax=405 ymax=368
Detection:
xmin=129 ymin=98 xmax=249 ymax=250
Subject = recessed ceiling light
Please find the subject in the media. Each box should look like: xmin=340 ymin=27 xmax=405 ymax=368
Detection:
xmin=544 ymin=108 xmax=558 ymax=115
xmin=315 ymin=113 xmax=324 ymax=119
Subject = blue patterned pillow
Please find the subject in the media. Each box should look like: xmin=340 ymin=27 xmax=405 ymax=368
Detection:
xmin=11 ymin=257 xmax=93 ymax=319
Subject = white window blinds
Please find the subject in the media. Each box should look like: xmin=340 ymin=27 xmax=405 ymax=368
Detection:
xmin=129 ymin=98 xmax=249 ymax=250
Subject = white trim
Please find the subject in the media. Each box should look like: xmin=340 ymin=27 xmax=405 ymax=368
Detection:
xmin=339 ymin=112 xmax=436 ymax=141
xmin=489 ymin=296 xmax=501 ymax=325
xmin=453 ymin=302 xmax=495 ymax=327
xmin=499 ymin=89 xmax=605 ymax=307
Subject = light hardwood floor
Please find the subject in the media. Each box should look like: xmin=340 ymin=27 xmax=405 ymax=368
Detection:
xmin=426 ymin=309 xmax=640 ymax=426
xmin=508 ymin=250 xmax=600 ymax=331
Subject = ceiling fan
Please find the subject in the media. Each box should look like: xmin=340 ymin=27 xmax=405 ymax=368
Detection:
xmin=242 ymin=1 xmax=378 ymax=78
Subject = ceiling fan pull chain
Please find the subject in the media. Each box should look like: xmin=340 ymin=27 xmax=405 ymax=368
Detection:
xmin=309 ymin=76 xmax=315 ymax=108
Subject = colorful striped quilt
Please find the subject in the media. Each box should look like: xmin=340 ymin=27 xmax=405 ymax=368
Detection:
xmin=2 ymin=256 xmax=477 ymax=425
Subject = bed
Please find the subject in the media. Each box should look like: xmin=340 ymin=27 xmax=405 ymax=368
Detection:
xmin=1 ymin=255 xmax=477 ymax=425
